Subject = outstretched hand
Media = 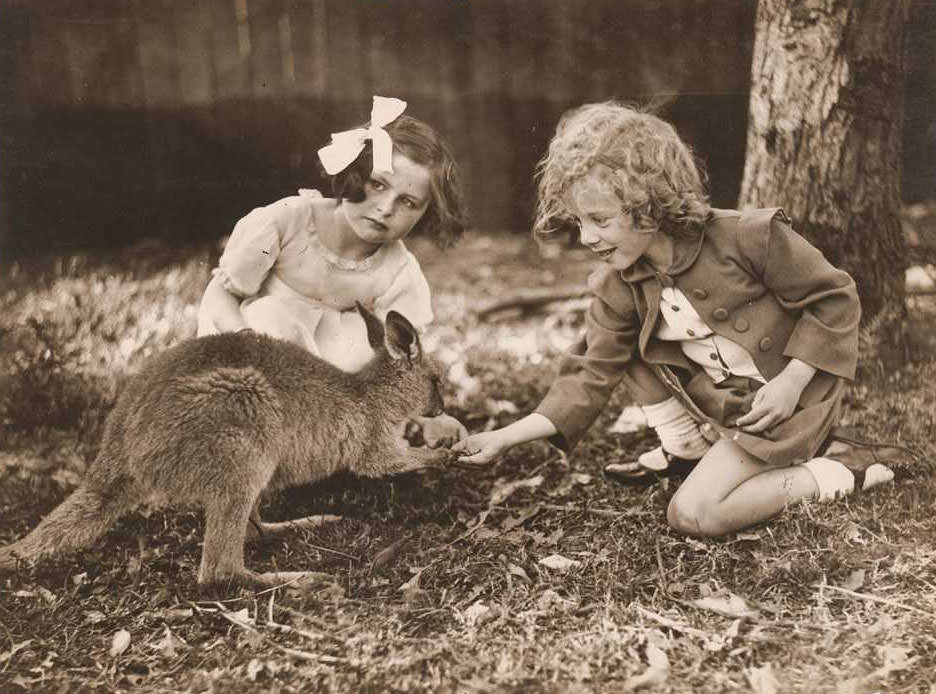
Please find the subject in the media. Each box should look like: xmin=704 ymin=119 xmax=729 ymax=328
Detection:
xmin=451 ymin=430 xmax=514 ymax=467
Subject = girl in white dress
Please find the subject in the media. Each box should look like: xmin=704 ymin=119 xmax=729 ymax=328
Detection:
xmin=198 ymin=97 xmax=466 ymax=374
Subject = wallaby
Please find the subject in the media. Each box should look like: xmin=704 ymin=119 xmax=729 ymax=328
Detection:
xmin=0 ymin=304 xmax=453 ymax=589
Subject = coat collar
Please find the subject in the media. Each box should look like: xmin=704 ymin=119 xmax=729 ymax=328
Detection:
xmin=616 ymin=224 xmax=706 ymax=284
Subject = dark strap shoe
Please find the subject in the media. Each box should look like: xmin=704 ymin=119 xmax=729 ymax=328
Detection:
xmin=604 ymin=446 xmax=698 ymax=486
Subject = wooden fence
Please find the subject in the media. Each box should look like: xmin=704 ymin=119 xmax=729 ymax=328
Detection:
xmin=4 ymin=0 xmax=929 ymax=259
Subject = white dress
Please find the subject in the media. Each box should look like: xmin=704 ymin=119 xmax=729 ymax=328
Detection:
xmin=197 ymin=190 xmax=433 ymax=372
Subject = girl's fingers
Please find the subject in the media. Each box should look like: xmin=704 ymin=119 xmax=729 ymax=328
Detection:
xmin=457 ymin=451 xmax=490 ymax=465
xmin=741 ymin=412 xmax=776 ymax=433
xmin=451 ymin=439 xmax=467 ymax=452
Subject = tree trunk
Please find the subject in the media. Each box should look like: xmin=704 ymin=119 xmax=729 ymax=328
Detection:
xmin=739 ymin=0 xmax=909 ymax=365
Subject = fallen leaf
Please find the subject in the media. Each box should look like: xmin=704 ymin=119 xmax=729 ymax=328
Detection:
xmin=622 ymin=644 xmax=670 ymax=691
xmin=746 ymin=663 xmax=780 ymax=694
xmin=371 ymin=536 xmax=409 ymax=572
xmin=71 ymin=572 xmax=88 ymax=586
xmin=841 ymin=569 xmax=866 ymax=592
xmin=842 ymin=522 xmax=866 ymax=544
xmin=507 ymin=563 xmax=531 ymax=582
xmin=37 ymin=587 xmax=56 ymax=604
xmin=246 ymin=658 xmax=266 ymax=681
xmin=538 ymin=554 xmax=581 ymax=573
xmin=398 ymin=568 xmax=428 ymax=604
xmin=459 ymin=601 xmax=493 ymax=628
xmin=879 ymin=645 xmax=916 ymax=674
xmin=227 ymin=608 xmax=255 ymax=629
xmin=546 ymin=528 xmax=565 ymax=546
xmin=490 ymin=475 xmax=544 ymax=507
xmin=109 ymin=629 xmax=131 ymax=658
xmin=83 ymin=610 xmax=107 ymax=624
xmin=537 ymin=589 xmax=575 ymax=612
xmin=154 ymin=626 xmax=188 ymax=659
xmin=161 ymin=607 xmax=194 ymax=621
xmin=691 ymin=593 xmax=760 ymax=619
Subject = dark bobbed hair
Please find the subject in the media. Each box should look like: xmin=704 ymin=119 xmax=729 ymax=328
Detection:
xmin=325 ymin=115 xmax=467 ymax=248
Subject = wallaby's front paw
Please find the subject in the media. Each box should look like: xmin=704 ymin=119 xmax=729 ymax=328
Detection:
xmin=407 ymin=414 xmax=469 ymax=449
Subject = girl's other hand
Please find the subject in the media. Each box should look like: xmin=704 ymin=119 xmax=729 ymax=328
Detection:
xmin=735 ymin=359 xmax=816 ymax=433
xmin=451 ymin=430 xmax=514 ymax=467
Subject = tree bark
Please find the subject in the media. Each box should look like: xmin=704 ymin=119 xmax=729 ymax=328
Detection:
xmin=738 ymin=0 xmax=909 ymax=363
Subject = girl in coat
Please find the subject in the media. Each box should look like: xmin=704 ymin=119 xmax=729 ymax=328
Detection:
xmin=453 ymin=101 xmax=894 ymax=536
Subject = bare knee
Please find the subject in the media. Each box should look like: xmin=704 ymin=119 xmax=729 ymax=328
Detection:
xmin=666 ymin=492 xmax=731 ymax=537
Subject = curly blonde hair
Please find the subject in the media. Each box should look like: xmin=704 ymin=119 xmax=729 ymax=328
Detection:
xmin=534 ymin=102 xmax=710 ymax=242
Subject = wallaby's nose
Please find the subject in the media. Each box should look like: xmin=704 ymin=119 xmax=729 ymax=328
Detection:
xmin=422 ymin=382 xmax=445 ymax=417
xmin=421 ymin=401 xmax=444 ymax=418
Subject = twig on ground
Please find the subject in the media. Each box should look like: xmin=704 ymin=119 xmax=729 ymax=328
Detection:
xmin=541 ymin=503 xmax=636 ymax=518
xmin=302 ymin=543 xmax=360 ymax=563
xmin=633 ymin=605 xmax=711 ymax=640
xmin=475 ymin=286 xmax=589 ymax=320
xmin=189 ymin=601 xmax=346 ymax=664
xmin=813 ymin=583 xmax=936 ymax=619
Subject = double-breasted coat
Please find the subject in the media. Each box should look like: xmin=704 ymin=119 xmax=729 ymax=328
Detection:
xmin=535 ymin=208 xmax=861 ymax=467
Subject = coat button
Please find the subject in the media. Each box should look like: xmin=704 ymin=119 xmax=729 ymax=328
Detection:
xmin=692 ymin=289 xmax=708 ymax=300
xmin=671 ymin=305 xmax=680 ymax=312
xmin=759 ymin=337 xmax=773 ymax=351
xmin=710 ymin=352 xmax=718 ymax=361
xmin=686 ymin=329 xmax=695 ymax=337
xmin=713 ymin=308 xmax=729 ymax=321
xmin=734 ymin=318 xmax=750 ymax=332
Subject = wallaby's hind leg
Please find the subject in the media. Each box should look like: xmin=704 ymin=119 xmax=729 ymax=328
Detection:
xmin=199 ymin=493 xmax=257 ymax=588
xmin=200 ymin=482 xmax=340 ymax=591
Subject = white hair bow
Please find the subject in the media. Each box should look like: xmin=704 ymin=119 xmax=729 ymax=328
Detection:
xmin=317 ymin=96 xmax=407 ymax=175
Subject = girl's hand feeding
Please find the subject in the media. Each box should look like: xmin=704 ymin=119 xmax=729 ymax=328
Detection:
xmin=451 ymin=413 xmax=559 ymax=467
xmin=452 ymin=430 xmax=514 ymax=466
xmin=735 ymin=359 xmax=816 ymax=433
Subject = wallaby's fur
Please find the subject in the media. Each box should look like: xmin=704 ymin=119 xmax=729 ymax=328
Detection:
xmin=0 ymin=305 xmax=451 ymax=589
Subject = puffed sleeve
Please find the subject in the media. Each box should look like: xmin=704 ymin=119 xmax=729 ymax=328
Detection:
xmin=534 ymin=267 xmax=642 ymax=453
xmin=373 ymin=250 xmax=434 ymax=330
xmin=739 ymin=210 xmax=860 ymax=379
xmin=215 ymin=206 xmax=282 ymax=298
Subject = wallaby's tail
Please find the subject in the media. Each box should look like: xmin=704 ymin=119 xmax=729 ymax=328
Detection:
xmin=0 ymin=480 xmax=135 ymax=571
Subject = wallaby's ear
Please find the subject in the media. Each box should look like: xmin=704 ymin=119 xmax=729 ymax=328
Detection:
xmin=356 ymin=302 xmax=385 ymax=351
xmin=384 ymin=311 xmax=422 ymax=364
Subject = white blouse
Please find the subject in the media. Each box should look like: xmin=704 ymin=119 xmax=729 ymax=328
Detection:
xmin=655 ymin=286 xmax=766 ymax=384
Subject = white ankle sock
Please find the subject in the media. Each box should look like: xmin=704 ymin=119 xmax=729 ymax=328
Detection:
xmin=641 ymin=397 xmax=710 ymax=460
xmin=802 ymin=457 xmax=895 ymax=502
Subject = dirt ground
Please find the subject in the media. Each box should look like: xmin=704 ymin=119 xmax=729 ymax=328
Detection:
xmin=1 ymin=229 xmax=935 ymax=693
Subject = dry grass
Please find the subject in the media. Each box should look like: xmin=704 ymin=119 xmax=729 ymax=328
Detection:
xmin=1 ymin=233 xmax=934 ymax=693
